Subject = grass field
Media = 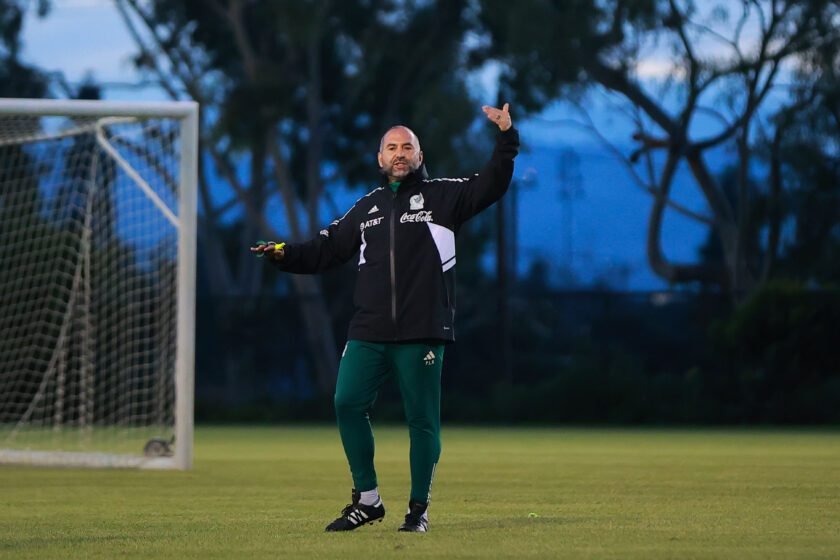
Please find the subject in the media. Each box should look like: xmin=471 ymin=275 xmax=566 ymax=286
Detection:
xmin=1 ymin=426 xmax=839 ymax=559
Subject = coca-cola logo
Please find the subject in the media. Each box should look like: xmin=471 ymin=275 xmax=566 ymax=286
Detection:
xmin=400 ymin=211 xmax=434 ymax=223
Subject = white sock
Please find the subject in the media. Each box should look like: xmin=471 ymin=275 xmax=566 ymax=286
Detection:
xmin=359 ymin=488 xmax=381 ymax=506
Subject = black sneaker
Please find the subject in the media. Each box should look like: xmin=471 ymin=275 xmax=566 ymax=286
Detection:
xmin=324 ymin=489 xmax=385 ymax=532
xmin=397 ymin=500 xmax=429 ymax=532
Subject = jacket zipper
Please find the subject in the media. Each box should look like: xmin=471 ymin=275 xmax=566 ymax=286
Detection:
xmin=389 ymin=190 xmax=398 ymax=336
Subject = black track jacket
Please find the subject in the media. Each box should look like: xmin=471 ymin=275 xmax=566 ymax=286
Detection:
xmin=274 ymin=127 xmax=520 ymax=342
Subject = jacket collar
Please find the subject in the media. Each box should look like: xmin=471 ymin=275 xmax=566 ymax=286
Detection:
xmin=379 ymin=164 xmax=429 ymax=188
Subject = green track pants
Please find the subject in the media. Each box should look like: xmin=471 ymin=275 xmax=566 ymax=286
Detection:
xmin=334 ymin=340 xmax=444 ymax=504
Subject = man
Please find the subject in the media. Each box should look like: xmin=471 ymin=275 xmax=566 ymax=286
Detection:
xmin=251 ymin=103 xmax=519 ymax=532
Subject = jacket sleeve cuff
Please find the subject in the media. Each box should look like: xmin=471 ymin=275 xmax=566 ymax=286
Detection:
xmin=499 ymin=126 xmax=519 ymax=140
xmin=270 ymin=243 xmax=296 ymax=271
xmin=495 ymin=126 xmax=520 ymax=157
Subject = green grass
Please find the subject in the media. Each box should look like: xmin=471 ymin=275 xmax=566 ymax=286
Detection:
xmin=1 ymin=426 xmax=839 ymax=559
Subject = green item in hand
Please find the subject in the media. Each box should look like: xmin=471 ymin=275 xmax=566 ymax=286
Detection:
xmin=254 ymin=240 xmax=268 ymax=258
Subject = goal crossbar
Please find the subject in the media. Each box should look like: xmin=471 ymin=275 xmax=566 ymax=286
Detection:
xmin=0 ymin=98 xmax=198 ymax=118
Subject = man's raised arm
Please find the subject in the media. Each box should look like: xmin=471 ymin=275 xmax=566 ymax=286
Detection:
xmin=449 ymin=103 xmax=520 ymax=224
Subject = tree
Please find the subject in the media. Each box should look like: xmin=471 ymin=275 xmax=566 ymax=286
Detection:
xmin=115 ymin=0 xmax=485 ymax=392
xmin=0 ymin=0 xmax=49 ymax=98
xmin=767 ymin=22 xmax=840 ymax=285
xmin=0 ymin=0 xmax=52 ymax=282
xmin=474 ymin=0 xmax=840 ymax=299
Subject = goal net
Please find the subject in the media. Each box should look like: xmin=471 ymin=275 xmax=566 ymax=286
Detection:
xmin=0 ymin=99 xmax=197 ymax=469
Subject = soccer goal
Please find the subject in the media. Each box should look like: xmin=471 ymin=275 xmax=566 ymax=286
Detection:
xmin=0 ymin=99 xmax=197 ymax=470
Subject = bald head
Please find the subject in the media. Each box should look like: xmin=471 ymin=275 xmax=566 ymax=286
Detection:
xmin=379 ymin=125 xmax=421 ymax=152
xmin=377 ymin=125 xmax=423 ymax=182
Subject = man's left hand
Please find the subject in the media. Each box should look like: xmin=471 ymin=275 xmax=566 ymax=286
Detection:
xmin=481 ymin=103 xmax=512 ymax=131
xmin=250 ymin=241 xmax=285 ymax=261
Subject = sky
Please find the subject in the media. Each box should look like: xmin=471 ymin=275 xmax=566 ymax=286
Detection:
xmin=18 ymin=0 xmax=774 ymax=291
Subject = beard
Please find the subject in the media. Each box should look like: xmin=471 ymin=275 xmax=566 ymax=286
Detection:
xmin=381 ymin=158 xmax=419 ymax=179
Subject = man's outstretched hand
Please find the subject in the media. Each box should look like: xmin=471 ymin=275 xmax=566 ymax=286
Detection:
xmin=481 ymin=103 xmax=512 ymax=132
xmin=250 ymin=241 xmax=285 ymax=261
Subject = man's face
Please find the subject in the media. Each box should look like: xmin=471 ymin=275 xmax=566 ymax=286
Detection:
xmin=378 ymin=127 xmax=423 ymax=181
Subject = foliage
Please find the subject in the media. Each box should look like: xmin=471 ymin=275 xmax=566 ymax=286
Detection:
xmin=0 ymin=0 xmax=49 ymax=98
xmin=769 ymin=30 xmax=840 ymax=285
xmin=708 ymin=281 xmax=840 ymax=422
xmin=473 ymin=0 xmax=840 ymax=299
xmin=195 ymin=288 xmax=839 ymax=425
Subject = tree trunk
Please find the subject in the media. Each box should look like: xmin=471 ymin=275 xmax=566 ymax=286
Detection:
xmin=729 ymin=123 xmax=758 ymax=298
xmin=683 ymin=149 xmax=752 ymax=298
xmin=305 ymin=28 xmax=324 ymax=236
xmin=238 ymin=136 xmax=266 ymax=295
xmin=288 ymin=274 xmax=339 ymax=395
xmin=264 ymin=134 xmax=340 ymax=396
xmin=646 ymin=148 xmax=725 ymax=285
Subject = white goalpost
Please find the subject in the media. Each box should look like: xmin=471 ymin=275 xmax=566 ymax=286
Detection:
xmin=0 ymin=99 xmax=198 ymax=470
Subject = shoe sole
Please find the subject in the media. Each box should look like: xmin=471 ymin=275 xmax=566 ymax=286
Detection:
xmin=397 ymin=524 xmax=428 ymax=533
xmin=325 ymin=517 xmax=385 ymax=532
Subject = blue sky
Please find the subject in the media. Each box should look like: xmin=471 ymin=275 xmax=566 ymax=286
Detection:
xmin=19 ymin=1 xmax=770 ymax=290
